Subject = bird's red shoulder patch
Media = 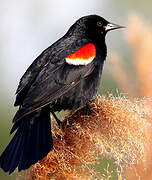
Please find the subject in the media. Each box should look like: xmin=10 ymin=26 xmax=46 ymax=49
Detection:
xmin=65 ymin=43 xmax=96 ymax=65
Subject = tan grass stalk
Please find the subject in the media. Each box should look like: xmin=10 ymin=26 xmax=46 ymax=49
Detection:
xmin=126 ymin=14 xmax=152 ymax=98
xmin=106 ymin=14 xmax=152 ymax=179
xmin=125 ymin=14 xmax=152 ymax=180
xmin=106 ymin=53 xmax=137 ymax=96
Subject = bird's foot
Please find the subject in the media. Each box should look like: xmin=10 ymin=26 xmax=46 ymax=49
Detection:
xmin=51 ymin=111 xmax=63 ymax=129
xmin=56 ymin=118 xmax=63 ymax=129
xmin=85 ymin=103 xmax=92 ymax=116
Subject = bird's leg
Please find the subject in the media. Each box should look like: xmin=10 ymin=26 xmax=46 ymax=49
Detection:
xmin=51 ymin=111 xmax=63 ymax=128
xmin=85 ymin=103 xmax=92 ymax=116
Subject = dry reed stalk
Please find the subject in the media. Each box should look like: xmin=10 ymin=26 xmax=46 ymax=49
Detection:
xmin=124 ymin=15 xmax=152 ymax=180
xmin=107 ymin=14 xmax=152 ymax=180
xmin=126 ymin=14 xmax=152 ymax=98
xmin=106 ymin=53 xmax=137 ymax=97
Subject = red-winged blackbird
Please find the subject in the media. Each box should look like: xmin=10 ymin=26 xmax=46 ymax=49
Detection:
xmin=0 ymin=15 xmax=124 ymax=174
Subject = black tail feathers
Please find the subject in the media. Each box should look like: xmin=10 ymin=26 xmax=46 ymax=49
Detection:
xmin=0 ymin=107 xmax=53 ymax=174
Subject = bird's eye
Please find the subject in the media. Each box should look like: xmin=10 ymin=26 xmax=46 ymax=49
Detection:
xmin=97 ymin=21 xmax=103 ymax=27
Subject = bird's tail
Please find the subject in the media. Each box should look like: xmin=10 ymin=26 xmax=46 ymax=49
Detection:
xmin=0 ymin=107 xmax=53 ymax=174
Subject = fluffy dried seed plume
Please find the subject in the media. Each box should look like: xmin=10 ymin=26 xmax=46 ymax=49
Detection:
xmin=23 ymin=96 xmax=151 ymax=180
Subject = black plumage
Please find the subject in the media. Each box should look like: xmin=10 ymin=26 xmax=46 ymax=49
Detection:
xmin=0 ymin=15 xmax=124 ymax=174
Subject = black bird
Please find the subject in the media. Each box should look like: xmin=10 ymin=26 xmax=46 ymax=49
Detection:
xmin=0 ymin=15 xmax=124 ymax=174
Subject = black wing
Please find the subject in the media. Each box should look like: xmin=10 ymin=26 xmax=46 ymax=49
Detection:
xmin=14 ymin=33 xmax=89 ymax=106
xmin=13 ymin=34 xmax=93 ymax=122
xmin=14 ymin=50 xmax=51 ymax=106
xmin=13 ymin=61 xmax=95 ymax=122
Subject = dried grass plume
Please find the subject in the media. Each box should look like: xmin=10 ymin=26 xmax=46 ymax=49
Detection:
xmin=23 ymin=96 xmax=151 ymax=180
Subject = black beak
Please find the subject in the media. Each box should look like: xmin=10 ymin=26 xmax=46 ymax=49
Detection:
xmin=105 ymin=22 xmax=125 ymax=31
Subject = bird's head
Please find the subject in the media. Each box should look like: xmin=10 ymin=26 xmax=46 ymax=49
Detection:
xmin=73 ymin=15 xmax=125 ymax=40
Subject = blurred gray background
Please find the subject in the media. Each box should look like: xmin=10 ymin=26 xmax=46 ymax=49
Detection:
xmin=0 ymin=0 xmax=151 ymax=179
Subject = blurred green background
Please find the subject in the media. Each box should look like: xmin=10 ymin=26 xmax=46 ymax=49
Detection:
xmin=0 ymin=0 xmax=152 ymax=179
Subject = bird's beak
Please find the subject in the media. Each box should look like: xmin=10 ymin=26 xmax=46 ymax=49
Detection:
xmin=105 ymin=22 xmax=125 ymax=31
